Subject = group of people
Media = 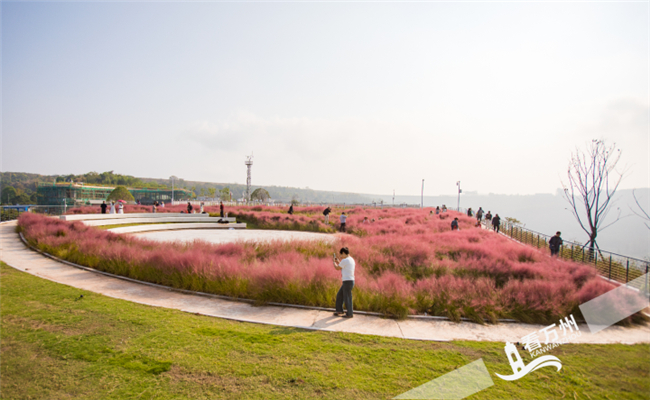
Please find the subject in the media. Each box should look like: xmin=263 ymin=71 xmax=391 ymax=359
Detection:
xmin=100 ymin=200 xmax=123 ymax=214
xmin=454 ymin=205 xmax=564 ymax=256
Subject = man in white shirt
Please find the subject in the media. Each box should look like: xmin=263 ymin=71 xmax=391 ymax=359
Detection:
xmin=333 ymin=247 xmax=355 ymax=318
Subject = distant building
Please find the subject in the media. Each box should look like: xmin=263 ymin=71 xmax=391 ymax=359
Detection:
xmin=36 ymin=182 xmax=192 ymax=205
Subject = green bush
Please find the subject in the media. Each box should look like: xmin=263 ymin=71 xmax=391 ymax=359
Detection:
xmin=106 ymin=186 xmax=135 ymax=202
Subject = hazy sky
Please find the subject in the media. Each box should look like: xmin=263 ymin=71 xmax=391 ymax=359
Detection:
xmin=2 ymin=1 xmax=648 ymax=196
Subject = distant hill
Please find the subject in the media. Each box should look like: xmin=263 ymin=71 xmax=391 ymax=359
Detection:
xmin=0 ymin=171 xmax=373 ymax=205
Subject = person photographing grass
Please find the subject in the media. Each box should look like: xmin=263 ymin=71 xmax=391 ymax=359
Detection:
xmin=333 ymin=247 xmax=355 ymax=318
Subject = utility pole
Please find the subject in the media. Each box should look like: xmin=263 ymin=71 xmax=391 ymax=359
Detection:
xmin=421 ymin=179 xmax=425 ymax=209
xmin=170 ymin=176 xmax=177 ymax=204
xmin=456 ymin=181 xmax=462 ymax=211
xmin=245 ymin=153 xmax=253 ymax=202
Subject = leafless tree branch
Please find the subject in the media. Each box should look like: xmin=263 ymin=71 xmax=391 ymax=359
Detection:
xmin=561 ymin=139 xmax=625 ymax=254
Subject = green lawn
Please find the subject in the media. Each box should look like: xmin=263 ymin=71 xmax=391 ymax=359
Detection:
xmin=1 ymin=262 xmax=648 ymax=400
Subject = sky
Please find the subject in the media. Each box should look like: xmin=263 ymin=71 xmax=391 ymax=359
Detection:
xmin=2 ymin=1 xmax=648 ymax=196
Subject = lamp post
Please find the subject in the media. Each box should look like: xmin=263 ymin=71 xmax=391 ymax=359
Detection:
xmin=456 ymin=181 xmax=462 ymax=211
xmin=421 ymin=179 xmax=424 ymax=209
xmin=170 ymin=176 xmax=177 ymax=204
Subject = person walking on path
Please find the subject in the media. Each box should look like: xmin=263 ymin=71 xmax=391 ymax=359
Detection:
xmin=549 ymin=232 xmax=563 ymax=256
xmin=220 ymin=201 xmax=224 ymax=218
xmin=187 ymin=202 xmax=193 ymax=214
xmin=100 ymin=201 xmax=107 ymax=214
xmin=467 ymin=208 xmax=473 ymax=217
xmin=339 ymin=212 xmax=347 ymax=232
xmin=485 ymin=211 xmax=492 ymax=223
xmin=492 ymin=214 xmax=501 ymax=233
xmin=476 ymin=207 xmax=484 ymax=222
xmin=153 ymin=201 xmax=157 ymax=213
xmin=333 ymin=247 xmax=355 ymax=318
xmin=288 ymin=204 xmax=294 ymax=215
xmin=451 ymin=218 xmax=459 ymax=231
xmin=117 ymin=202 xmax=124 ymax=214
xmin=323 ymin=206 xmax=332 ymax=224
xmin=200 ymin=202 xmax=204 ymax=214
xmin=109 ymin=201 xmax=116 ymax=214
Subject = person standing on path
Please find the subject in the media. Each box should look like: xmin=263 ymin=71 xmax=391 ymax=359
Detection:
xmin=492 ymin=214 xmax=501 ymax=233
xmin=339 ymin=212 xmax=347 ymax=232
xmin=485 ymin=211 xmax=492 ymax=224
xmin=100 ymin=201 xmax=107 ymax=214
xmin=323 ymin=206 xmax=332 ymax=224
xmin=109 ymin=201 xmax=116 ymax=214
xmin=467 ymin=208 xmax=473 ymax=217
xmin=187 ymin=202 xmax=193 ymax=214
xmin=476 ymin=207 xmax=484 ymax=222
xmin=153 ymin=202 xmax=157 ymax=213
xmin=436 ymin=206 xmax=440 ymax=215
xmin=117 ymin=202 xmax=124 ymax=214
xmin=200 ymin=202 xmax=204 ymax=214
xmin=220 ymin=201 xmax=224 ymax=218
xmin=549 ymin=232 xmax=563 ymax=256
xmin=333 ymin=247 xmax=355 ymax=318
xmin=451 ymin=218 xmax=459 ymax=231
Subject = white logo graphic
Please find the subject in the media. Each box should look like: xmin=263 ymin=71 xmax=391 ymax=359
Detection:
xmin=495 ymin=342 xmax=562 ymax=381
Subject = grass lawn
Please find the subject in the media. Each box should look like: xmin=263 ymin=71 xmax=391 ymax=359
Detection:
xmin=1 ymin=262 xmax=648 ymax=400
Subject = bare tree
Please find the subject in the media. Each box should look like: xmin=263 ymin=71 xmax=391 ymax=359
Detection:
xmin=631 ymin=189 xmax=650 ymax=229
xmin=562 ymin=140 xmax=624 ymax=255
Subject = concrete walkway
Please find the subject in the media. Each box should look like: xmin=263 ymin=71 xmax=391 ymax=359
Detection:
xmin=2 ymin=220 xmax=649 ymax=344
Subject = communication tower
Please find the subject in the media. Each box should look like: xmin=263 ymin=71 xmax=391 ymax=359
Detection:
xmin=245 ymin=153 xmax=253 ymax=202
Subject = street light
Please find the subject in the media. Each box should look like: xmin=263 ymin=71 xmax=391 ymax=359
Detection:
xmin=456 ymin=181 xmax=462 ymax=211
xmin=421 ymin=179 xmax=425 ymax=209
xmin=170 ymin=176 xmax=177 ymax=204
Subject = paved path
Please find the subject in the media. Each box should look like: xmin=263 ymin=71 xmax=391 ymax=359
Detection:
xmin=132 ymin=228 xmax=338 ymax=245
xmin=2 ymin=220 xmax=649 ymax=344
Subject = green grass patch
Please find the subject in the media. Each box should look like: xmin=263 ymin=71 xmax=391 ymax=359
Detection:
xmin=1 ymin=262 xmax=649 ymax=399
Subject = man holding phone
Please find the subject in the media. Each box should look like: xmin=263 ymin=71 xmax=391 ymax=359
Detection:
xmin=333 ymin=247 xmax=355 ymax=318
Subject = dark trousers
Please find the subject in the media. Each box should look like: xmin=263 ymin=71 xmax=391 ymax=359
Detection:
xmin=340 ymin=223 xmax=346 ymax=232
xmin=550 ymin=248 xmax=560 ymax=256
xmin=336 ymin=280 xmax=354 ymax=316
xmin=493 ymin=224 xmax=500 ymax=233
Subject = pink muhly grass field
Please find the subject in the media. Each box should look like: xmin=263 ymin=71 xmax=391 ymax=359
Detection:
xmin=20 ymin=206 xmax=639 ymax=324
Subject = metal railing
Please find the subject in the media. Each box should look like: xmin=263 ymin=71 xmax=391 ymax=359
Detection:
xmin=479 ymin=217 xmax=649 ymax=287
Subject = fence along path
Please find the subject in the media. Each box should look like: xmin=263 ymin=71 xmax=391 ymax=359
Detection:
xmin=477 ymin=216 xmax=649 ymax=290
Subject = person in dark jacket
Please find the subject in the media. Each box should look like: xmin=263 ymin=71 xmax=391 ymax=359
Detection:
xmin=451 ymin=218 xmax=459 ymax=231
xmin=435 ymin=206 xmax=440 ymax=215
xmin=323 ymin=206 xmax=332 ymax=224
xmin=467 ymin=208 xmax=473 ymax=217
xmin=288 ymin=205 xmax=294 ymax=215
xmin=100 ymin=201 xmax=107 ymax=214
xmin=476 ymin=207 xmax=484 ymax=222
xmin=187 ymin=202 xmax=193 ymax=214
xmin=485 ymin=211 xmax=492 ymax=223
xmin=492 ymin=214 xmax=501 ymax=233
xmin=220 ymin=201 xmax=225 ymax=218
xmin=549 ymin=232 xmax=563 ymax=256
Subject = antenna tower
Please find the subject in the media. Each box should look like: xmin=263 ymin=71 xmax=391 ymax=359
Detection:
xmin=245 ymin=153 xmax=253 ymax=202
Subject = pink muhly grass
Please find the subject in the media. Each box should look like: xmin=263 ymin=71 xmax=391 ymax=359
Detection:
xmin=19 ymin=206 xmax=634 ymax=324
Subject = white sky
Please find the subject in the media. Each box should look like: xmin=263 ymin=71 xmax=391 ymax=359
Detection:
xmin=2 ymin=1 xmax=648 ymax=196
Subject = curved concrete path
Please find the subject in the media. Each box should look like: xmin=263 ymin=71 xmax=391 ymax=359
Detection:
xmin=2 ymin=220 xmax=649 ymax=344
xmin=132 ymin=228 xmax=338 ymax=245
